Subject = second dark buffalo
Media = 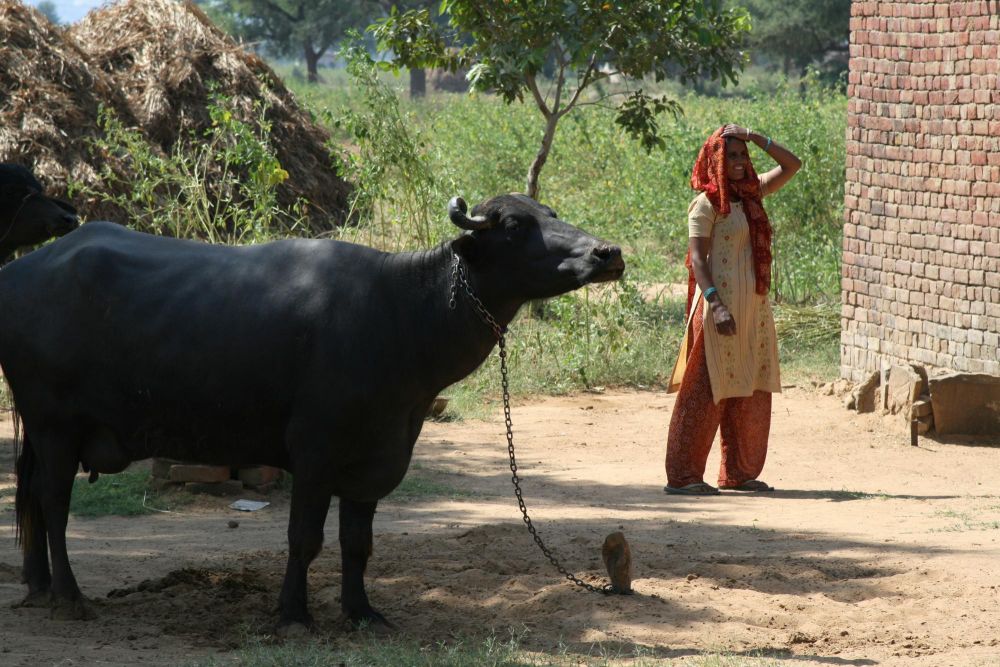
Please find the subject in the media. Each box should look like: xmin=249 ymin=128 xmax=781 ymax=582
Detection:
xmin=0 ymin=163 xmax=79 ymax=264
xmin=0 ymin=193 xmax=624 ymax=631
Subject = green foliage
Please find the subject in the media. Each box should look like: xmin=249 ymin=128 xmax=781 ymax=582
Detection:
xmin=774 ymin=301 xmax=841 ymax=383
xmin=373 ymin=0 xmax=752 ymax=197
xmin=70 ymin=469 xmax=191 ymax=518
xmin=203 ymin=0 xmax=375 ymax=80
xmin=82 ymin=94 xmax=305 ymax=243
xmin=732 ymin=0 xmax=851 ymax=78
xmin=329 ymin=44 xmax=439 ymax=249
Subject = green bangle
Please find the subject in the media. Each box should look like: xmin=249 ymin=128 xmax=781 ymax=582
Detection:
xmin=703 ymin=286 xmax=718 ymax=300
xmin=764 ymin=136 xmax=772 ymax=151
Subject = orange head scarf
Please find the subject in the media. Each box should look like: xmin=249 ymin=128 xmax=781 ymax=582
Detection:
xmin=684 ymin=126 xmax=773 ymax=316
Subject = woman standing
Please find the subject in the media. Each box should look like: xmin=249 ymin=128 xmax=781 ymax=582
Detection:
xmin=664 ymin=124 xmax=801 ymax=495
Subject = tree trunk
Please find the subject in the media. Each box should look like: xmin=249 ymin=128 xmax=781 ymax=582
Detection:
xmin=304 ymin=42 xmax=322 ymax=83
xmin=410 ymin=68 xmax=426 ymax=99
xmin=526 ymin=113 xmax=560 ymax=200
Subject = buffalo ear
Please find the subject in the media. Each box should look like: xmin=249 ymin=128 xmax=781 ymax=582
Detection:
xmin=450 ymin=232 xmax=478 ymax=262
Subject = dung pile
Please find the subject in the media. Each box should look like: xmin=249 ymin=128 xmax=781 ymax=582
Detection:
xmin=71 ymin=0 xmax=351 ymax=231
xmin=0 ymin=0 xmax=136 ymax=221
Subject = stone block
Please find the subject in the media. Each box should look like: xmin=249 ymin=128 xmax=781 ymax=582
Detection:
xmin=168 ymin=464 xmax=232 ymax=483
xmin=886 ymin=364 xmax=927 ymax=416
xmin=151 ymin=458 xmax=181 ymax=479
xmin=929 ymin=372 xmax=1000 ymax=435
xmin=852 ymin=371 xmax=881 ymax=413
xmin=237 ymin=466 xmax=283 ymax=487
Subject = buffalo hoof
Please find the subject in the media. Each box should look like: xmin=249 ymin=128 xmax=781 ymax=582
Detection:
xmin=276 ymin=620 xmax=312 ymax=639
xmin=343 ymin=605 xmax=395 ymax=633
xmin=49 ymin=595 xmax=96 ymax=621
xmin=12 ymin=590 xmax=50 ymax=609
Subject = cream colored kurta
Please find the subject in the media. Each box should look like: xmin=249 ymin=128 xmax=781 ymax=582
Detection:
xmin=669 ymin=192 xmax=781 ymax=403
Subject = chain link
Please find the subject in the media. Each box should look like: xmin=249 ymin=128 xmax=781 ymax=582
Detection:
xmin=450 ymin=253 xmax=613 ymax=595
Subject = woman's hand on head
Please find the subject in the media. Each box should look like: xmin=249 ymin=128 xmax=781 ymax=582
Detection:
xmin=721 ymin=124 xmax=750 ymax=140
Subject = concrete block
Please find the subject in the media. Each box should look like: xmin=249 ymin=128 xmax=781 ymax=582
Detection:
xmin=168 ymin=464 xmax=232 ymax=483
xmin=929 ymin=372 xmax=1000 ymax=435
xmin=911 ymin=399 xmax=933 ymax=418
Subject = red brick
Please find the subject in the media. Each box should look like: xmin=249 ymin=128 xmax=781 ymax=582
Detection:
xmin=168 ymin=465 xmax=232 ymax=483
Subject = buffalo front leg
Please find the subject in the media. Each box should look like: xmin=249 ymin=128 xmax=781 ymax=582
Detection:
xmin=339 ymin=497 xmax=391 ymax=628
xmin=277 ymin=480 xmax=332 ymax=631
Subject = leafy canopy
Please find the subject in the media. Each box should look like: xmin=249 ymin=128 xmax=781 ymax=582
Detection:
xmin=374 ymin=0 xmax=750 ymax=152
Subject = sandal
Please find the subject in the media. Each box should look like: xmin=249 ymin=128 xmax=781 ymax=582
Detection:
xmin=664 ymin=482 xmax=720 ymax=496
xmin=720 ymin=480 xmax=774 ymax=492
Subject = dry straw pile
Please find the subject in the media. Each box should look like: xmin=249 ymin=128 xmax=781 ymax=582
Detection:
xmin=1 ymin=0 xmax=350 ymax=232
xmin=0 ymin=0 xmax=135 ymax=221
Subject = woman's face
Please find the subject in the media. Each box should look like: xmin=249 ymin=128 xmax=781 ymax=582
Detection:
xmin=725 ymin=138 xmax=749 ymax=182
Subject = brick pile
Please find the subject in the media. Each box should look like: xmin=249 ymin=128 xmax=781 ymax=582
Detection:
xmin=842 ymin=0 xmax=1000 ymax=382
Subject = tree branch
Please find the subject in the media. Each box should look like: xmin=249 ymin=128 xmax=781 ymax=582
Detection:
xmin=261 ymin=0 xmax=303 ymax=24
xmin=526 ymin=74 xmax=551 ymax=118
xmin=558 ymin=54 xmax=598 ymax=117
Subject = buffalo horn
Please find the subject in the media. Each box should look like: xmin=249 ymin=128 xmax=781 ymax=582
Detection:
xmin=448 ymin=197 xmax=490 ymax=230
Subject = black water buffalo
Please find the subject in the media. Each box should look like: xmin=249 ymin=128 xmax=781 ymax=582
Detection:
xmin=0 ymin=193 xmax=623 ymax=630
xmin=0 ymin=164 xmax=79 ymax=264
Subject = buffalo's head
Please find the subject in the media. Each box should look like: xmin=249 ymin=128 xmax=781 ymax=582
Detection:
xmin=449 ymin=194 xmax=624 ymax=301
xmin=0 ymin=164 xmax=79 ymax=262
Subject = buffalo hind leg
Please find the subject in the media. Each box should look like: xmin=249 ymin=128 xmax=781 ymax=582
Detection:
xmin=339 ymin=497 xmax=391 ymax=628
xmin=33 ymin=430 xmax=94 ymax=620
xmin=277 ymin=479 xmax=332 ymax=632
xmin=17 ymin=491 xmax=51 ymax=607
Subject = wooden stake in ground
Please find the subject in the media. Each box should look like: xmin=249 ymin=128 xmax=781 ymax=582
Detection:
xmin=601 ymin=531 xmax=633 ymax=594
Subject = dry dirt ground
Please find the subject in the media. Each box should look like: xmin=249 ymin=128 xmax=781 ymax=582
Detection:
xmin=1 ymin=388 xmax=999 ymax=666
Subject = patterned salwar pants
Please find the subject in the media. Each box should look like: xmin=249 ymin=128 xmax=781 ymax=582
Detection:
xmin=666 ymin=300 xmax=772 ymax=488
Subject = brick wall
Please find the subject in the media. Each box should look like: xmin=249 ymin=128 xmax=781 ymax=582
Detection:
xmin=842 ymin=0 xmax=1000 ymax=382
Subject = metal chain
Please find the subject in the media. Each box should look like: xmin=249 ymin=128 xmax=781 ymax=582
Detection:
xmin=450 ymin=253 xmax=613 ymax=595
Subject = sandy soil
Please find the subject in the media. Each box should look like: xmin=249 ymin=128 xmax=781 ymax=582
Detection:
xmin=1 ymin=387 xmax=999 ymax=666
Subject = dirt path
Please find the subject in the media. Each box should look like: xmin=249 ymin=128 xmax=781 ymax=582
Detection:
xmin=1 ymin=388 xmax=998 ymax=666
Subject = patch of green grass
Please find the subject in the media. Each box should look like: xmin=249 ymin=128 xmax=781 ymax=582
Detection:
xmin=385 ymin=470 xmax=478 ymax=502
xmin=932 ymin=508 xmax=1000 ymax=533
xmin=189 ymin=628 xmax=784 ymax=666
xmin=193 ymin=627 xmax=533 ymax=667
xmin=775 ymin=301 xmax=841 ymax=385
xmin=828 ymin=489 xmax=891 ymax=501
xmin=70 ymin=468 xmax=192 ymax=518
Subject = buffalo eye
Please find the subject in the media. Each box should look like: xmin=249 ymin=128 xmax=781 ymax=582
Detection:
xmin=503 ymin=217 xmax=523 ymax=233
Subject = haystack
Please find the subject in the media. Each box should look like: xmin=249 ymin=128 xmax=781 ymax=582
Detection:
xmin=71 ymin=0 xmax=351 ymax=231
xmin=0 ymin=0 xmax=136 ymax=220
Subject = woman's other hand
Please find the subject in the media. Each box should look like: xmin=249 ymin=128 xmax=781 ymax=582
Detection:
xmin=711 ymin=301 xmax=737 ymax=336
